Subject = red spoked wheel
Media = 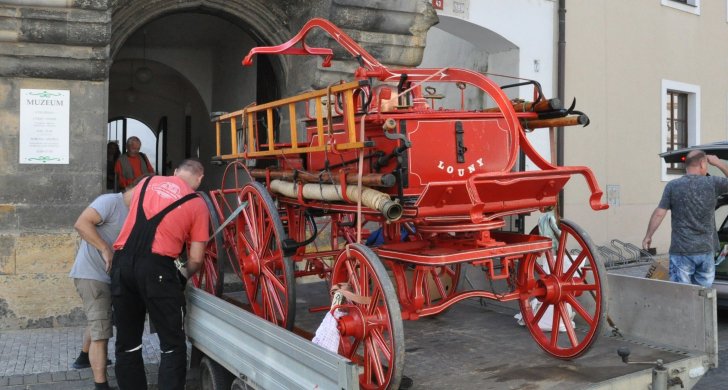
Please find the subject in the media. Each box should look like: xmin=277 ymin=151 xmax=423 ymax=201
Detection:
xmin=331 ymin=244 xmax=404 ymax=390
xmin=189 ymin=192 xmax=224 ymax=296
xmin=518 ymin=218 xmax=607 ymax=359
xmin=236 ymin=181 xmax=295 ymax=330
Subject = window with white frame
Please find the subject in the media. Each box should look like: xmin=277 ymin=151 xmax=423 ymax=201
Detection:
xmin=661 ymin=0 xmax=700 ymax=15
xmin=661 ymin=80 xmax=700 ymax=181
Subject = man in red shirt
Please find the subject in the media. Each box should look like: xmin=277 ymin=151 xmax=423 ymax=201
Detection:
xmin=114 ymin=136 xmax=155 ymax=191
xmin=110 ymin=159 xmax=208 ymax=390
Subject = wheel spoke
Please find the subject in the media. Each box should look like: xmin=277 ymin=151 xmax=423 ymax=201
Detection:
xmin=562 ymin=283 xmax=598 ymax=293
xmin=261 ymin=222 xmax=274 ymax=257
xmin=361 ymin=262 xmax=370 ymax=297
xmin=261 ymin=262 xmax=286 ymax=292
xmin=531 ymin=302 xmax=549 ymax=326
xmin=366 ymin=288 xmax=381 ymax=316
xmin=554 ymin=230 xmax=567 ymax=276
xmin=533 ymin=261 xmax=548 ymax=279
xmin=370 ymin=328 xmax=393 ymax=363
xmin=430 ymin=268 xmax=447 ymax=301
xmin=346 ymin=259 xmax=361 ymax=295
xmin=365 ymin=338 xmax=385 ymax=386
xmin=558 ymin=302 xmax=578 ymax=347
xmin=550 ymin=303 xmax=561 ymax=347
xmin=563 ymin=251 xmax=587 ymax=280
xmin=263 ymin=277 xmax=285 ymax=321
xmin=564 ymin=294 xmax=596 ymax=326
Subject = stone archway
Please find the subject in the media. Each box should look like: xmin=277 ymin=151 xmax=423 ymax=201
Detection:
xmin=110 ymin=0 xmax=292 ymax=97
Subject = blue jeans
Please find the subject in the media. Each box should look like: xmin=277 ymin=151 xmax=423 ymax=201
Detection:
xmin=669 ymin=253 xmax=715 ymax=288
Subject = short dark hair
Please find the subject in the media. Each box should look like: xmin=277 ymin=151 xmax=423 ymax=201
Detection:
xmin=685 ymin=150 xmax=706 ymax=167
xmin=177 ymin=158 xmax=204 ymax=176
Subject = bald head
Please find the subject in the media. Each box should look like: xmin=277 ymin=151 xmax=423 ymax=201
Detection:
xmin=174 ymin=158 xmax=204 ymax=189
xmin=685 ymin=150 xmax=706 ymax=167
xmin=126 ymin=136 xmax=141 ymax=156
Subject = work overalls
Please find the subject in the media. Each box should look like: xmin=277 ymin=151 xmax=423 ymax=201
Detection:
xmin=110 ymin=177 xmax=197 ymax=390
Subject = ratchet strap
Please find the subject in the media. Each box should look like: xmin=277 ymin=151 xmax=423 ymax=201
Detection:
xmin=207 ymin=200 xmax=248 ymax=243
xmin=330 ymin=282 xmax=371 ymax=305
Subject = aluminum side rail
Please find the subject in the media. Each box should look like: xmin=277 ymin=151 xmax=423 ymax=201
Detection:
xmin=595 ymin=274 xmax=717 ymax=390
xmin=185 ymin=287 xmax=359 ymax=390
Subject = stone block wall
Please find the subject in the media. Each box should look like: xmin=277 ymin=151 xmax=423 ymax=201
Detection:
xmin=0 ymin=76 xmax=109 ymax=329
xmin=0 ymin=0 xmax=111 ymax=329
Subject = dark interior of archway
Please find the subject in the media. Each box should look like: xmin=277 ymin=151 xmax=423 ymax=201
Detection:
xmin=108 ymin=11 xmax=281 ymax=191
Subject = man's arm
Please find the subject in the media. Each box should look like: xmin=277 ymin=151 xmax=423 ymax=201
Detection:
xmin=74 ymin=208 xmax=114 ymax=272
xmin=643 ymin=207 xmax=668 ymax=250
xmin=707 ymin=155 xmax=728 ymax=177
xmin=185 ymin=241 xmax=206 ymax=275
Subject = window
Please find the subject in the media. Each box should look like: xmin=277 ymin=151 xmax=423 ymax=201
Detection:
xmin=661 ymin=0 xmax=700 ymax=15
xmin=665 ymin=91 xmax=688 ymax=174
xmin=661 ymin=80 xmax=700 ymax=181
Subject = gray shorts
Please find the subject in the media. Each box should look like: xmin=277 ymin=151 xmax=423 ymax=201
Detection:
xmin=74 ymin=278 xmax=113 ymax=341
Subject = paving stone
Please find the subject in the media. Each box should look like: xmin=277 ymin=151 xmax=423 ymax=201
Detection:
xmin=22 ymin=374 xmax=38 ymax=384
xmin=50 ymin=371 xmax=66 ymax=381
xmin=36 ymin=372 xmax=52 ymax=383
xmin=79 ymin=368 xmax=93 ymax=379
xmin=7 ymin=374 xmax=23 ymax=385
xmin=65 ymin=370 xmax=80 ymax=380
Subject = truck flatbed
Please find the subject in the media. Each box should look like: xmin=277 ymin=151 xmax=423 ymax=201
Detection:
xmin=189 ymin=273 xmax=715 ymax=389
xmin=291 ymin=279 xmax=704 ymax=389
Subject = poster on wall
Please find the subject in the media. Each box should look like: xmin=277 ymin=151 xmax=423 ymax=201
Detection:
xmin=19 ymin=89 xmax=70 ymax=164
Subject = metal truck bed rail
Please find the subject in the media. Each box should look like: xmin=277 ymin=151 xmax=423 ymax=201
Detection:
xmin=185 ymin=287 xmax=359 ymax=390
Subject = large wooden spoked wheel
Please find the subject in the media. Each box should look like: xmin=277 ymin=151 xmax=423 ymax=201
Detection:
xmin=235 ymin=181 xmax=295 ymax=330
xmin=518 ymin=219 xmax=607 ymax=359
xmin=331 ymin=244 xmax=404 ymax=390
xmin=189 ymin=192 xmax=224 ymax=297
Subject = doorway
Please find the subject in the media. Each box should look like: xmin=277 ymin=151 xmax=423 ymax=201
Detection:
xmin=108 ymin=12 xmax=280 ymax=191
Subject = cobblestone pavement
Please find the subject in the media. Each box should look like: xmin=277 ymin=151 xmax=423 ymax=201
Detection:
xmin=0 ymin=322 xmax=189 ymax=389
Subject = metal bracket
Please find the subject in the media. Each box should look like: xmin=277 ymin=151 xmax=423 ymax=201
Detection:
xmin=455 ymin=121 xmax=467 ymax=163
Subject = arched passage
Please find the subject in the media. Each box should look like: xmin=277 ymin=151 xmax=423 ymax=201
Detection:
xmin=420 ymin=16 xmax=520 ymax=109
xmin=108 ymin=8 xmax=284 ymax=190
xmin=110 ymin=0 xmax=290 ymax=98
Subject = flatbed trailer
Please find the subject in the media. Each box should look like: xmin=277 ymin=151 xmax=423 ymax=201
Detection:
xmin=185 ymin=272 xmax=717 ymax=390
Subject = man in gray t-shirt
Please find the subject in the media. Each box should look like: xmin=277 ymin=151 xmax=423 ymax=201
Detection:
xmin=643 ymin=150 xmax=728 ymax=287
xmin=69 ymin=186 xmax=134 ymax=389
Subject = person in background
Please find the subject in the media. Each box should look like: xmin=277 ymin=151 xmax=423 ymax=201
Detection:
xmin=643 ymin=150 xmax=728 ymax=287
xmin=110 ymin=159 xmax=209 ymax=390
xmin=114 ymin=136 xmax=154 ymax=191
xmin=70 ymin=181 xmax=138 ymax=390
xmin=107 ymin=141 xmax=121 ymax=191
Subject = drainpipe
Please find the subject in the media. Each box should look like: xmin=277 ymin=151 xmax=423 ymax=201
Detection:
xmin=557 ymin=0 xmax=566 ymax=217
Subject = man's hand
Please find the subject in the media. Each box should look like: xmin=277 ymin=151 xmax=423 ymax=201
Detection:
xmin=643 ymin=208 xmax=667 ymax=251
xmin=642 ymin=236 xmax=652 ymax=251
xmin=174 ymin=258 xmax=190 ymax=279
xmin=707 ymin=154 xmax=728 ymax=177
xmin=101 ymin=247 xmax=114 ymax=273
xmin=75 ymin=208 xmax=115 ymax=273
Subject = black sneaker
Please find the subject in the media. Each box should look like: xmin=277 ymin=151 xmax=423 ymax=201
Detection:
xmin=72 ymin=355 xmax=90 ymax=370
xmin=72 ymin=358 xmax=112 ymax=369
